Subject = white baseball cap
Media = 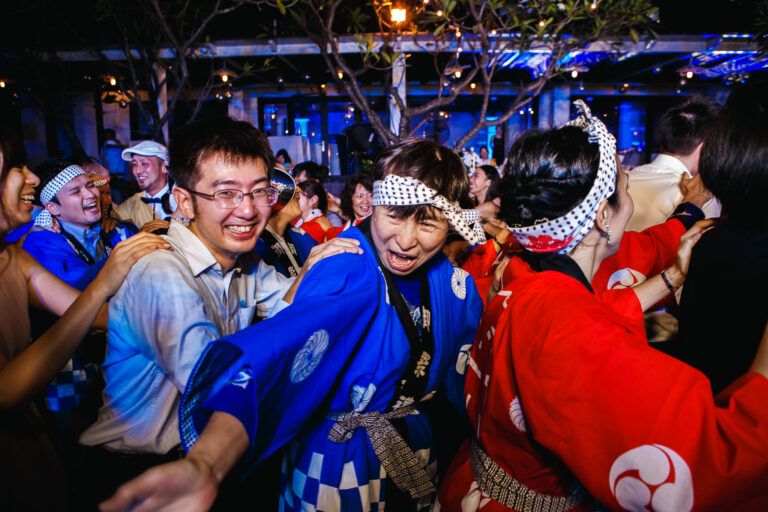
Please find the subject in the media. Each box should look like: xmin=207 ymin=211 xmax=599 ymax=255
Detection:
xmin=122 ymin=140 xmax=169 ymax=165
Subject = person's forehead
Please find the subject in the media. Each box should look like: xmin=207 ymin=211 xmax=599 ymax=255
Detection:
xmin=62 ymin=174 xmax=91 ymax=191
xmin=132 ymin=154 xmax=157 ymax=163
xmin=354 ymin=184 xmax=371 ymax=193
xmin=197 ymin=153 xmax=267 ymax=186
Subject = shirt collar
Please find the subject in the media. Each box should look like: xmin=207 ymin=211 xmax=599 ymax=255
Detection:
xmin=651 ymin=154 xmax=691 ymax=177
xmin=58 ymin=219 xmax=99 ymax=246
xmin=167 ymin=220 xmax=245 ymax=277
xmin=145 ymin=182 xmax=170 ymax=200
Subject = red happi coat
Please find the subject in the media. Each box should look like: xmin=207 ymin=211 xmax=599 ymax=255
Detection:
xmin=437 ymin=256 xmax=768 ymax=512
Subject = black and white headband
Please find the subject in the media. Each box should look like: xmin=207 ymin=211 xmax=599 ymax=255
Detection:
xmin=34 ymin=164 xmax=86 ymax=228
xmin=507 ymin=100 xmax=617 ymax=254
xmin=372 ymin=174 xmax=486 ymax=245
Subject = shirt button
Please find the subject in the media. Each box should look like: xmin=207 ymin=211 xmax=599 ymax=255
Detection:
xmin=240 ymin=300 xmax=247 ymax=308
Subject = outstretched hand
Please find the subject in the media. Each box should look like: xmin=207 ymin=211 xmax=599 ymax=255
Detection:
xmin=99 ymin=458 xmax=218 ymax=512
xmin=92 ymin=232 xmax=171 ymax=297
xmin=672 ymin=218 xmax=716 ymax=280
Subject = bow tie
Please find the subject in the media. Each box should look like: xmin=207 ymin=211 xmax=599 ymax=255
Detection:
xmin=141 ymin=197 xmax=164 ymax=204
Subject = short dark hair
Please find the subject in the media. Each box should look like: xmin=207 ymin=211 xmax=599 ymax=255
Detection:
xmin=168 ymin=117 xmax=275 ymax=190
xmin=0 ymin=126 xmax=29 ymax=220
xmin=298 ymin=179 xmax=328 ymax=214
xmin=657 ymin=95 xmax=720 ymax=155
xmin=33 ymin=158 xmax=80 ymax=205
xmin=293 ymin=161 xmax=328 ymax=182
xmin=499 ymin=126 xmax=616 ymax=227
xmin=103 ymin=129 xmax=116 ymax=140
xmin=340 ymin=173 xmax=373 ymax=221
xmin=699 ymin=84 xmax=768 ymax=230
xmin=372 ymin=139 xmax=468 ymax=221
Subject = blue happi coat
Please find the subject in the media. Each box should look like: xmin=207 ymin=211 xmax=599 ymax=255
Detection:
xmin=179 ymin=227 xmax=482 ymax=511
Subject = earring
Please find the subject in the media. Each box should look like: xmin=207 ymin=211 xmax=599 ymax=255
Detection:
xmin=601 ymin=224 xmax=612 ymax=244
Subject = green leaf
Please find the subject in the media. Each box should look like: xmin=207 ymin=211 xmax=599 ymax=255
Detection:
xmin=629 ymin=27 xmax=639 ymax=44
xmin=276 ymin=0 xmax=286 ymax=15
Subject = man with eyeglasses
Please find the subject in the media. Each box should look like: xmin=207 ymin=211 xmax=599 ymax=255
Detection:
xmin=79 ymin=117 xmax=361 ymax=504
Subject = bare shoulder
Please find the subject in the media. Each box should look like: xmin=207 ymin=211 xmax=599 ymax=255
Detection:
xmin=9 ymin=244 xmax=44 ymax=277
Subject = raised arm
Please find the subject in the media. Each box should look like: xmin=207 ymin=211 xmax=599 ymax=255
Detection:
xmin=0 ymin=233 xmax=169 ymax=407
xmin=630 ymin=219 xmax=713 ymax=311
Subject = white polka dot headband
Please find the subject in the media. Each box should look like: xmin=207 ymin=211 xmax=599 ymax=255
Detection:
xmin=34 ymin=164 xmax=86 ymax=228
xmin=507 ymin=100 xmax=617 ymax=254
xmin=372 ymin=174 xmax=487 ymax=245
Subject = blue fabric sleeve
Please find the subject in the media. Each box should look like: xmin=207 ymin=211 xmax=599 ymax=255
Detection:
xmin=22 ymin=230 xmax=104 ymax=290
xmin=438 ymin=268 xmax=483 ymax=417
xmin=670 ymin=202 xmax=705 ymax=230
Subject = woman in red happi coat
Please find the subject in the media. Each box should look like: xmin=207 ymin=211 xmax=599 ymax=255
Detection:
xmin=437 ymin=101 xmax=768 ymax=512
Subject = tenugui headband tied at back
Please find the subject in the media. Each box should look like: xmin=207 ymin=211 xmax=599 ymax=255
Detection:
xmin=372 ymin=174 xmax=486 ymax=245
xmin=34 ymin=164 xmax=86 ymax=228
xmin=507 ymin=100 xmax=617 ymax=254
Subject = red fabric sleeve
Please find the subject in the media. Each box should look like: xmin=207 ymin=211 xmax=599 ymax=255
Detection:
xmin=300 ymin=220 xmax=328 ymax=244
xmin=325 ymin=226 xmax=343 ymax=240
xmin=511 ymin=287 xmax=768 ymax=511
xmin=593 ymin=218 xmax=685 ymax=292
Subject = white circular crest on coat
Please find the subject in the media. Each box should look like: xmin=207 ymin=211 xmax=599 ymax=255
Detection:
xmin=451 ymin=267 xmax=469 ymax=300
xmin=609 ymin=444 xmax=693 ymax=512
xmin=461 ymin=480 xmax=491 ymax=511
xmin=456 ymin=344 xmax=473 ymax=375
xmin=290 ymin=329 xmax=330 ymax=383
xmin=351 ymin=382 xmax=377 ymax=412
xmin=509 ymin=396 xmax=527 ymax=432
xmin=607 ymin=268 xmax=646 ymax=290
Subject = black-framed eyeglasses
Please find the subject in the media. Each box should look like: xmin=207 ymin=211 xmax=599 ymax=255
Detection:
xmin=186 ymin=187 xmax=279 ymax=209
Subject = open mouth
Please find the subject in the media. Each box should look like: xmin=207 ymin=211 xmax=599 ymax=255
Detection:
xmin=84 ymin=202 xmax=100 ymax=215
xmin=387 ymin=250 xmax=417 ymax=272
xmin=20 ymin=194 xmax=35 ymax=205
xmin=225 ymin=224 xmax=257 ymax=239
xmin=135 ymin=174 xmax=148 ymax=185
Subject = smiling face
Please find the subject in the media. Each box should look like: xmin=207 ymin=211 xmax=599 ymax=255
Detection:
xmin=131 ymin=154 xmax=168 ymax=195
xmin=46 ymin=174 xmax=101 ymax=228
xmin=176 ymin=154 xmax=271 ymax=271
xmin=370 ymin=206 xmax=449 ymax=276
xmin=352 ymin=183 xmax=372 ymax=221
xmin=469 ymin=170 xmax=492 ymax=202
xmin=0 ymin=164 xmax=39 ymax=233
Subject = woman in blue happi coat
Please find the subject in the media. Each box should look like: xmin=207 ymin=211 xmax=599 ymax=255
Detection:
xmin=102 ymin=139 xmax=485 ymax=512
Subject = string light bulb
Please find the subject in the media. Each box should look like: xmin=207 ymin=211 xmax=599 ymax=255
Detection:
xmin=685 ymin=70 xmax=693 ymax=79
xmin=391 ymin=8 xmax=406 ymax=23
xmin=0 ymin=81 xmax=5 ymax=89
xmin=454 ymin=70 xmax=462 ymax=78
xmin=538 ymin=19 xmax=545 ymax=27
xmin=437 ymin=9 xmax=443 ymax=16
xmin=109 ymin=76 xmax=117 ymax=86
xmin=337 ymin=70 xmax=344 ymax=80
xmin=590 ymin=1 xmax=597 ymax=9
xmin=470 ymin=82 xmax=476 ymax=89
xmin=571 ymin=70 xmax=579 ymax=78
